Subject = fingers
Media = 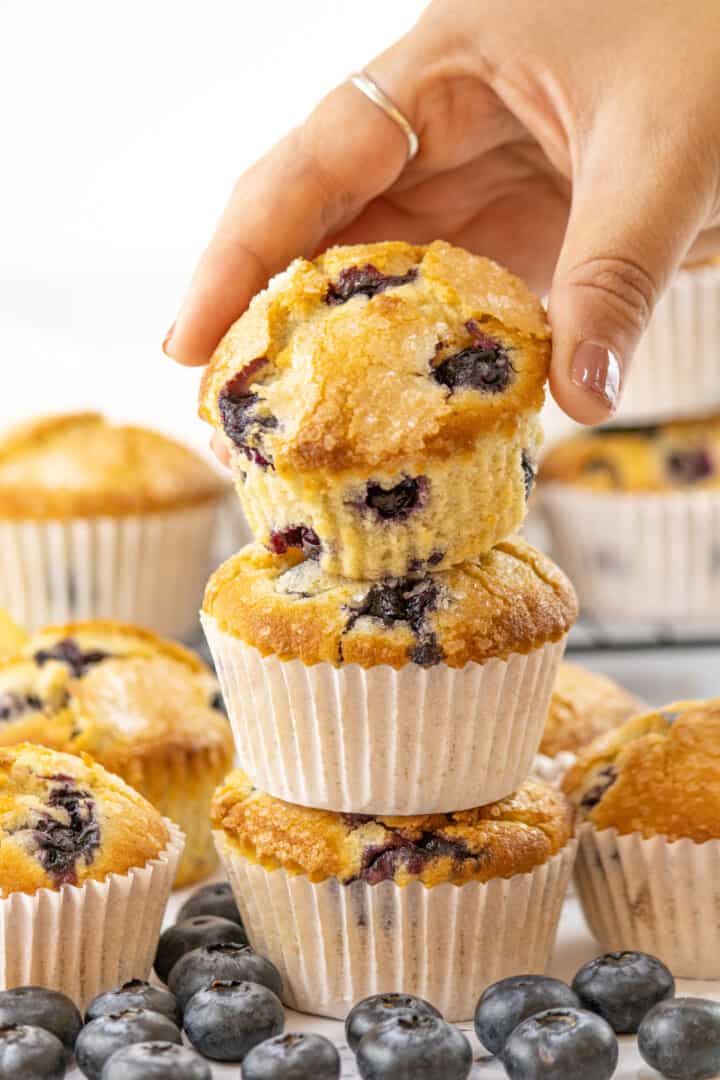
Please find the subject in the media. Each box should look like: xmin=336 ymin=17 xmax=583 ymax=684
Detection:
xmin=211 ymin=431 xmax=230 ymax=468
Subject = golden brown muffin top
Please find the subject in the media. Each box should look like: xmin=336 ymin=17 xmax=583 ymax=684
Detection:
xmin=202 ymin=538 xmax=577 ymax=669
xmin=0 ymin=412 xmax=227 ymax=517
xmin=0 ymin=743 xmax=169 ymax=896
xmin=541 ymin=662 xmax=644 ymax=757
xmin=200 ymin=241 xmax=550 ymax=477
xmin=563 ymin=698 xmax=720 ymax=842
xmin=0 ymin=621 xmax=232 ymax=774
xmin=540 ymin=413 xmax=720 ymax=493
xmin=212 ymin=770 xmax=574 ymax=886
xmin=0 ymin=610 xmax=27 ymax=665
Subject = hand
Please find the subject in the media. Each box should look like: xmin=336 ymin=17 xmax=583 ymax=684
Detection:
xmin=165 ymin=0 xmax=720 ymax=435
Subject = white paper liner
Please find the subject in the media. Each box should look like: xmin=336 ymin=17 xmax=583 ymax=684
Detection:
xmin=202 ymin=614 xmax=567 ymax=814
xmin=0 ymin=820 xmax=183 ymax=1008
xmin=541 ymin=485 xmax=720 ymax=624
xmin=216 ymin=832 xmax=576 ymax=1021
xmin=0 ymin=503 xmax=220 ymax=638
xmin=574 ymin=824 xmax=720 ymax=979
xmin=530 ymin=751 xmax=577 ymax=788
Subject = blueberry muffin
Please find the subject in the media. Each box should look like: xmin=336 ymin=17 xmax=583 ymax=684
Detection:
xmin=0 ymin=621 xmax=233 ymax=886
xmin=200 ymin=240 xmax=550 ymax=579
xmin=201 ymin=539 xmax=577 ymax=813
xmin=0 ymin=610 xmax=26 ymax=664
xmin=0 ymin=743 xmax=182 ymax=1005
xmin=563 ymin=699 xmax=720 ymax=976
xmin=0 ymin=412 xmax=227 ymax=636
xmin=212 ymin=770 xmax=576 ymax=1019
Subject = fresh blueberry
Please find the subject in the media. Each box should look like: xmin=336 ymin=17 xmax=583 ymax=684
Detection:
xmin=0 ymin=1024 xmax=66 ymax=1079
xmin=241 ymin=1032 xmax=340 ymax=1079
xmin=183 ymin=980 xmax=284 ymax=1062
xmin=638 ymin=997 xmax=720 ymax=1080
xmin=502 ymin=1007 xmax=618 ymax=1080
xmin=0 ymin=986 xmax=82 ymax=1051
xmin=474 ymin=975 xmax=580 ymax=1056
xmin=85 ymin=980 xmax=181 ymax=1026
xmin=356 ymin=1013 xmax=472 ymax=1079
xmin=346 ymin=993 xmax=441 ymax=1052
xmin=169 ymin=942 xmax=282 ymax=1012
xmin=572 ymin=950 xmax=675 ymax=1033
xmin=154 ymin=916 xmax=248 ymax=983
xmin=100 ymin=1041 xmax=211 ymax=1080
xmin=177 ymin=881 xmax=243 ymax=926
xmin=75 ymin=1009 xmax=182 ymax=1080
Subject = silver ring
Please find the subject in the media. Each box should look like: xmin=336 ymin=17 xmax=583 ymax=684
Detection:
xmin=349 ymin=71 xmax=419 ymax=162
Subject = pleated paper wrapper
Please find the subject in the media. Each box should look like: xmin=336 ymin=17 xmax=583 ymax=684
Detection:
xmin=530 ymin=751 xmax=577 ymax=788
xmin=202 ymin=614 xmax=567 ymax=814
xmin=216 ymin=832 xmax=577 ymax=1022
xmin=0 ymin=821 xmax=184 ymax=1008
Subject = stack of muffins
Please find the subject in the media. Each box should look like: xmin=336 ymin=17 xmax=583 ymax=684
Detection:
xmin=198 ymin=240 xmax=580 ymax=1021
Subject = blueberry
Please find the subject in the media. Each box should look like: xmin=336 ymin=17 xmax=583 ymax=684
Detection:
xmin=268 ymin=526 xmax=322 ymax=560
xmin=177 ymin=881 xmax=243 ymax=926
xmin=0 ymin=1024 xmax=66 ymax=1079
xmin=0 ymin=987 xmax=82 ymax=1051
xmin=572 ymin=950 xmax=674 ymax=1033
xmin=666 ymin=448 xmax=714 ymax=485
xmin=325 ymin=264 xmax=418 ymax=305
xmin=345 ymin=994 xmax=442 ymax=1053
xmin=34 ymin=639 xmax=110 ymax=678
xmin=100 ymin=1041 xmax=211 ymax=1080
xmin=474 ymin=975 xmax=580 ymax=1056
xmin=75 ymin=1009 xmax=182 ymax=1080
xmin=638 ymin=997 xmax=720 ymax=1080
xmin=154 ymin=916 xmax=248 ymax=983
xmin=431 ymin=325 xmax=513 ymax=395
xmin=521 ymin=451 xmax=536 ymax=499
xmin=218 ymin=377 xmax=278 ymax=468
xmin=502 ymin=1007 xmax=618 ymax=1080
xmin=169 ymin=942 xmax=283 ymax=1012
xmin=355 ymin=1013 xmax=472 ymax=1079
xmin=241 ymin=1032 xmax=340 ymax=1079
xmin=183 ymin=980 xmax=284 ymax=1062
xmin=0 ymin=692 xmax=43 ymax=723
xmin=14 ymin=774 xmax=101 ymax=887
xmin=362 ymin=477 xmax=429 ymax=522
xmin=85 ymin=980 xmax=181 ymax=1026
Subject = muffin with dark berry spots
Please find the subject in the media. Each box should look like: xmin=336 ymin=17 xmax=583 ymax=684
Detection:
xmin=212 ymin=769 xmax=576 ymax=1020
xmin=0 ymin=743 xmax=183 ymax=1006
xmin=0 ymin=620 xmax=233 ymax=887
xmin=202 ymin=538 xmax=577 ymax=814
xmin=539 ymin=413 xmax=720 ymax=621
xmin=563 ymin=698 xmax=720 ymax=977
xmin=199 ymin=240 xmax=550 ymax=579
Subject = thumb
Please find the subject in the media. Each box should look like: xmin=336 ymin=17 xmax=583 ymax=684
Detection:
xmin=548 ymin=128 xmax=708 ymax=424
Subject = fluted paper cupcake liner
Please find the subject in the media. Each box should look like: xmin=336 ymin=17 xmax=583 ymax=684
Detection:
xmin=530 ymin=751 xmax=577 ymax=788
xmin=541 ymin=485 xmax=720 ymax=624
xmin=574 ymin=824 xmax=720 ymax=978
xmin=0 ymin=503 xmax=220 ymax=638
xmin=216 ymin=832 xmax=576 ymax=1021
xmin=0 ymin=820 xmax=184 ymax=1008
xmin=202 ymin=614 xmax=567 ymax=814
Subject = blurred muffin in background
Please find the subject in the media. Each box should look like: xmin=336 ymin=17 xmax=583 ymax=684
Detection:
xmin=0 ymin=608 xmax=27 ymax=663
xmin=0 ymin=413 xmax=228 ymax=638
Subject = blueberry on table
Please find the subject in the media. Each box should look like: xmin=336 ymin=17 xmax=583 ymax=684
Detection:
xmin=74 ymin=1008 xmax=182 ymax=1080
xmin=177 ymin=881 xmax=243 ymax=926
xmin=345 ymin=993 xmax=442 ymax=1053
xmin=474 ymin=974 xmax=580 ymax=1056
xmin=85 ymin=979 xmax=181 ymax=1026
xmin=183 ymin=979 xmax=284 ymax=1062
xmin=0 ymin=986 xmax=82 ymax=1051
xmin=169 ymin=942 xmax=283 ymax=1011
xmin=100 ymin=1040 xmax=211 ymax=1080
xmin=0 ymin=1023 xmax=66 ymax=1079
xmin=638 ymin=997 xmax=720 ymax=1080
xmin=355 ymin=1013 xmax=472 ymax=1079
xmin=154 ymin=915 xmax=248 ymax=983
xmin=241 ymin=1032 xmax=340 ymax=1079
xmin=572 ymin=950 xmax=675 ymax=1033
xmin=502 ymin=1007 xmax=618 ymax=1080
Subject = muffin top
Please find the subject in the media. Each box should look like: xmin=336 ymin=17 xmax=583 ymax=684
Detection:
xmin=540 ymin=414 xmax=720 ymax=493
xmin=212 ymin=770 xmax=574 ymax=886
xmin=540 ymin=662 xmax=643 ymax=757
xmin=202 ymin=538 xmax=577 ymax=669
xmin=0 ymin=412 xmax=227 ymax=517
xmin=563 ymin=698 xmax=720 ymax=842
xmin=200 ymin=240 xmax=550 ymax=477
xmin=0 ymin=610 xmax=27 ymax=665
xmin=0 ymin=743 xmax=169 ymax=896
xmin=0 ymin=621 xmax=232 ymax=774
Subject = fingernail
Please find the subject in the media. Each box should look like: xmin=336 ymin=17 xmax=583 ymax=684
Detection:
xmin=161 ymin=321 xmax=176 ymax=356
xmin=570 ymin=343 xmax=622 ymax=412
